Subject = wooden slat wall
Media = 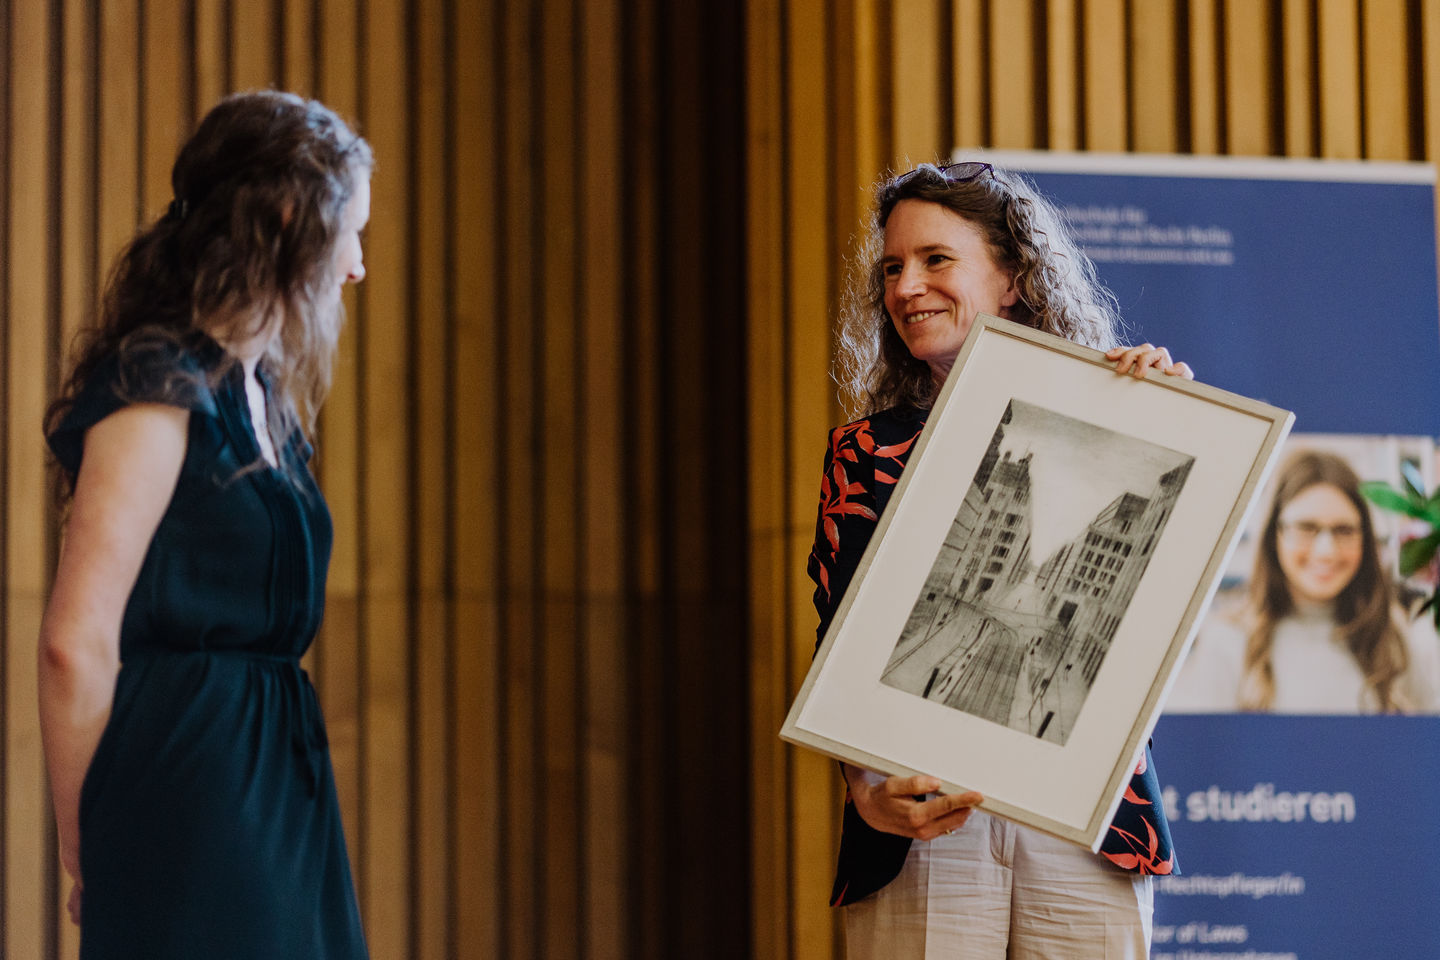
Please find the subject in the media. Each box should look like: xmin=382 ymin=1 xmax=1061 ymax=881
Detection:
xmin=3 ymin=1 xmax=751 ymax=958
xmin=744 ymin=1 xmax=1436 ymax=958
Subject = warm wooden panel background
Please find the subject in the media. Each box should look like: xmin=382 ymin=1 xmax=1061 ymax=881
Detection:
xmin=745 ymin=1 xmax=1439 ymax=959
xmin=5 ymin=0 xmax=1439 ymax=958
xmin=1 ymin=0 xmax=748 ymax=958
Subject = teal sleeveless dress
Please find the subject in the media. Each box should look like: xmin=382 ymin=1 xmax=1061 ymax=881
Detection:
xmin=48 ymin=339 xmax=367 ymax=959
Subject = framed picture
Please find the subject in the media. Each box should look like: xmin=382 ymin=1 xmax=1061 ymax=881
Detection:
xmin=781 ymin=315 xmax=1294 ymax=850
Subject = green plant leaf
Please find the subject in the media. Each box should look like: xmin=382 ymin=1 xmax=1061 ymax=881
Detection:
xmin=1399 ymin=531 xmax=1440 ymax=577
xmin=1362 ymin=481 xmax=1430 ymax=519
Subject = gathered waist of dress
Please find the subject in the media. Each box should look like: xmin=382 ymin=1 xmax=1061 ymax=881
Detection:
xmin=121 ymin=646 xmax=305 ymax=664
xmin=121 ymin=643 xmax=329 ymax=796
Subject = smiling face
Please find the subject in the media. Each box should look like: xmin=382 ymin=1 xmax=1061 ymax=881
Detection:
xmin=880 ymin=198 xmax=1019 ymax=382
xmin=1274 ymin=482 xmax=1365 ymax=605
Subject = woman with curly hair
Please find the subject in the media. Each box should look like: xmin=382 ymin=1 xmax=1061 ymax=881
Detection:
xmin=39 ymin=91 xmax=371 ymax=958
xmin=808 ymin=161 xmax=1193 ymax=958
xmin=1171 ymin=449 xmax=1440 ymax=714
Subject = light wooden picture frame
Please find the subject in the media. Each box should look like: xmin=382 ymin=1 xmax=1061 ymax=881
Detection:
xmin=782 ymin=315 xmax=1294 ymax=850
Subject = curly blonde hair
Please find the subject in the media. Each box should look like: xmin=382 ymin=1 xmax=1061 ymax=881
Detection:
xmin=835 ymin=162 xmax=1123 ymax=418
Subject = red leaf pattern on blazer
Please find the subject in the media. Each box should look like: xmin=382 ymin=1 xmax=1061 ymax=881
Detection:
xmin=809 ymin=418 xmax=920 ymax=602
xmin=1102 ymin=814 xmax=1175 ymax=875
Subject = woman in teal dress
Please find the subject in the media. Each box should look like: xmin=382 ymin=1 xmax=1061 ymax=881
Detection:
xmin=39 ymin=91 xmax=372 ymax=958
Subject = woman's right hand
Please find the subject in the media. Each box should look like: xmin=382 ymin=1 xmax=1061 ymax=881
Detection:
xmin=66 ymin=879 xmax=82 ymax=926
xmin=843 ymin=764 xmax=984 ymax=840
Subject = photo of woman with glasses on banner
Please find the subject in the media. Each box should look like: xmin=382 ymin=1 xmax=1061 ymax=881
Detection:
xmin=807 ymin=159 xmax=1195 ymax=959
xmin=1169 ymin=449 xmax=1440 ymax=714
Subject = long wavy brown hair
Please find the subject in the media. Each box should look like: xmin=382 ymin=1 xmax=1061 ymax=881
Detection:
xmin=835 ymin=162 xmax=1122 ymax=418
xmin=46 ymin=90 xmax=373 ymax=487
xmin=1241 ymin=450 xmax=1410 ymax=711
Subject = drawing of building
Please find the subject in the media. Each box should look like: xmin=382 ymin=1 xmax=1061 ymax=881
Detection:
xmin=1041 ymin=460 xmax=1194 ymax=682
xmin=884 ymin=398 xmax=1195 ymax=745
xmin=962 ymin=450 xmax=1034 ymax=600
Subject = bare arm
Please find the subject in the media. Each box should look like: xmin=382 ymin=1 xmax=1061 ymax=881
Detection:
xmin=38 ymin=403 xmax=187 ymax=896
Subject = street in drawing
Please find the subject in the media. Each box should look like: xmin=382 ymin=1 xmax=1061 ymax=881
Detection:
xmin=881 ymin=399 xmax=1193 ymax=745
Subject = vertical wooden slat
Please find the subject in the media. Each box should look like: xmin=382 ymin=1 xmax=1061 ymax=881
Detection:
xmin=1225 ymin=0 xmax=1275 ymax=155
xmin=1047 ymin=0 xmax=1080 ymax=151
xmin=953 ymin=0 xmax=984 ymax=150
xmin=1424 ymin=0 xmax=1440 ymax=319
xmin=450 ymin=0 xmax=502 ymax=955
xmin=315 ymin=0 xmax=364 ymax=897
xmin=98 ymin=0 xmax=141 ymax=272
xmin=832 ymin=0 xmax=871 ymax=315
xmin=830 ymin=0 xmax=862 ymax=316
xmin=412 ymin=0 xmax=451 ymax=954
xmin=194 ymin=0 xmax=226 ymax=118
xmin=360 ymin=0 xmax=412 ymax=954
xmin=1362 ymin=0 xmax=1411 ymax=159
xmin=785 ymin=2 xmax=841 ymax=959
xmin=0 ymin=0 xmax=9 ymax=943
xmin=282 ymin=0 xmax=316 ymax=96
xmin=231 ymin=0 xmax=274 ymax=91
xmin=499 ymin=2 xmax=538 ymax=957
xmin=1319 ymin=0 xmax=1363 ymax=157
xmin=7 ymin=1 xmax=52 ymax=957
xmin=1282 ymin=0 xmax=1316 ymax=156
xmin=746 ymin=0 xmax=790 ymax=949
xmin=1131 ymin=0 xmax=1179 ymax=152
xmin=142 ymin=0 xmax=188 ymax=221
xmin=538 ymin=0 xmax=581 ymax=956
xmin=890 ymin=0 xmax=943 ymax=164
xmin=59 ymin=0 xmax=95 ymax=358
xmin=667 ymin=0 xmax=731 ymax=949
xmin=1189 ymin=0 xmax=1222 ymax=152
xmin=990 ymin=0 xmax=1036 ymax=149
xmin=578 ymin=0 xmax=626 ymax=953
xmin=1083 ymin=0 xmax=1129 ymax=149
xmin=626 ymin=0 xmax=664 ymax=950
xmin=852 ymin=0 xmax=884 ymax=181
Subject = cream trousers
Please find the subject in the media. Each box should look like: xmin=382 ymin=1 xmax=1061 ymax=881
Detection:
xmin=843 ymin=811 xmax=1153 ymax=960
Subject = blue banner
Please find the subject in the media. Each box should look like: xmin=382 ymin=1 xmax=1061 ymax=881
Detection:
xmin=1151 ymin=715 xmax=1440 ymax=959
xmin=976 ymin=154 xmax=1440 ymax=957
xmin=982 ymin=154 xmax=1440 ymax=435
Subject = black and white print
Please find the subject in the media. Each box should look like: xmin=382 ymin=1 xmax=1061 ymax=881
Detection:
xmin=881 ymin=399 xmax=1194 ymax=745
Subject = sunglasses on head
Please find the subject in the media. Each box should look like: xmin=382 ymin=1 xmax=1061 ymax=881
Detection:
xmin=896 ymin=160 xmax=994 ymax=186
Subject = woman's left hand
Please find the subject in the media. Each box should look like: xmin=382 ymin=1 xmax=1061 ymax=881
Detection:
xmin=1105 ymin=343 xmax=1194 ymax=380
